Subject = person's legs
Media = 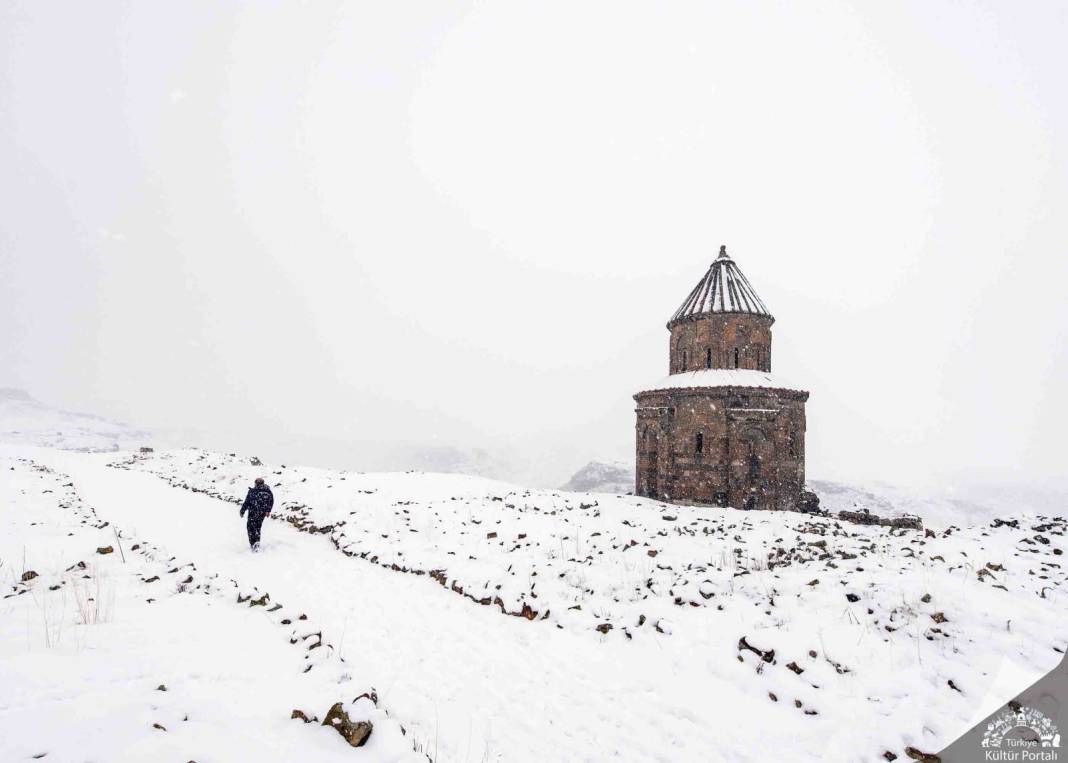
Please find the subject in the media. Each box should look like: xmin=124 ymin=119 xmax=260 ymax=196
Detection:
xmin=246 ymin=512 xmax=262 ymax=549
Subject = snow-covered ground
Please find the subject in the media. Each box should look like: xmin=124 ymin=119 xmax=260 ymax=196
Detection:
xmin=2 ymin=443 xmax=1065 ymax=761
xmin=0 ymin=452 xmax=421 ymax=762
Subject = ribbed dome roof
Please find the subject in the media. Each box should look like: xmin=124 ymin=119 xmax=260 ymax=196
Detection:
xmin=668 ymin=245 xmax=772 ymax=325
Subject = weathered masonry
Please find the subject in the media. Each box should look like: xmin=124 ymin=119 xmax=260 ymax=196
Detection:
xmin=633 ymin=246 xmax=810 ymax=511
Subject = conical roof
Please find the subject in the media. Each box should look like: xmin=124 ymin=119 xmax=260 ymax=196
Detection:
xmin=668 ymin=245 xmax=772 ymax=325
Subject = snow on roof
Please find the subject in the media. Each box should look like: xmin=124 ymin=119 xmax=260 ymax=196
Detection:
xmin=669 ymin=245 xmax=772 ymax=324
xmin=637 ymin=368 xmax=806 ymax=393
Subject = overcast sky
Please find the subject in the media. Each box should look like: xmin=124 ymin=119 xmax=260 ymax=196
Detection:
xmin=1 ymin=1 xmax=1065 ymax=488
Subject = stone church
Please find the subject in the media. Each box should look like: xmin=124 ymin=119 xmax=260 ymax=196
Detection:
xmin=634 ymin=246 xmax=809 ymax=511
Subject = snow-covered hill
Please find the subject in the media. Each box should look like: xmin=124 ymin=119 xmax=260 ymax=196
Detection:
xmin=560 ymin=459 xmax=633 ymax=494
xmin=3 ymin=443 xmax=1065 ymax=761
xmin=0 ymin=388 xmax=149 ymax=452
xmin=116 ymin=447 xmax=1066 ymax=760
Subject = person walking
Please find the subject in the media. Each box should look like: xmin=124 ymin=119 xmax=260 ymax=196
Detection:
xmin=239 ymin=477 xmax=274 ymax=552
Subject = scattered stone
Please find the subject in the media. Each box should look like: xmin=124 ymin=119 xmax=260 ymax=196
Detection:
xmin=931 ymin=612 xmax=947 ymax=624
xmin=291 ymin=709 xmax=314 ymax=723
xmin=156 ymin=684 xmax=167 ymax=692
xmin=786 ymin=661 xmax=804 ymax=675
xmin=921 ymin=593 xmax=931 ymax=604
xmin=20 ymin=570 xmax=38 ymax=583
xmin=96 ymin=546 xmax=114 ymax=555
xmin=354 ymin=690 xmax=378 ymax=705
xmin=904 ymin=747 xmax=940 ymax=763
xmin=596 ymin=623 xmax=612 ymax=634
xmin=738 ymin=636 xmax=774 ymax=663
xmin=322 ymin=702 xmax=372 ymax=747
xmin=845 ymin=593 xmax=860 ymax=603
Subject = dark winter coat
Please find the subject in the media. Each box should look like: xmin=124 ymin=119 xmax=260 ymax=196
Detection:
xmin=240 ymin=484 xmax=274 ymax=518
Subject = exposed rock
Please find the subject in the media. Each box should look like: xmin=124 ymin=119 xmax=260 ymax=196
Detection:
xmin=904 ymin=747 xmax=941 ymax=763
xmin=291 ymin=709 xmax=315 ymax=723
xmin=20 ymin=570 xmax=38 ymax=583
xmin=96 ymin=546 xmax=114 ymax=555
xmin=798 ymin=490 xmax=821 ymax=513
xmin=838 ymin=509 xmax=922 ymax=530
xmin=738 ymin=636 xmax=774 ymax=663
xmin=322 ymin=702 xmax=372 ymax=747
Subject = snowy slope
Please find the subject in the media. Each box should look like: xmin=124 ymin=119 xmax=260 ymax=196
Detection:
xmin=0 ymin=453 xmax=423 ymax=762
xmin=0 ymin=388 xmax=149 ymax=452
xmin=95 ymin=446 xmax=1067 ymax=762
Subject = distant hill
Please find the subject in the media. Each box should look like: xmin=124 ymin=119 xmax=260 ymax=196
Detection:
xmin=561 ymin=460 xmax=633 ymax=494
xmin=0 ymin=388 xmax=150 ymax=452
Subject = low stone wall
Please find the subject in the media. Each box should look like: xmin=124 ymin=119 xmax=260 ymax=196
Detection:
xmin=837 ymin=509 xmax=922 ymax=531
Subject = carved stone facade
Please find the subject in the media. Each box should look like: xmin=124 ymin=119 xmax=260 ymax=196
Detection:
xmin=634 ymin=246 xmax=809 ymax=511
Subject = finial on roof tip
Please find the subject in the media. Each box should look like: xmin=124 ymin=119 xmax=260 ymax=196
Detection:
xmin=718 ymin=244 xmax=728 ymax=259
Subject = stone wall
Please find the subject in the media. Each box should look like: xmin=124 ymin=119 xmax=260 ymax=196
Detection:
xmin=635 ymin=385 xmax=808 ymax=511
xmin=667 ymin=314 xmax=774 ymax=373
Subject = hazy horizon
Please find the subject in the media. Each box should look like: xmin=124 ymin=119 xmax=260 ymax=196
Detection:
xmin=3 ymin=1 xmax=1066 ymax=491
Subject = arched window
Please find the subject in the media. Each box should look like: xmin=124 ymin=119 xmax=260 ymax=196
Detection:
xmin=706 ymin=348 xmax=712 ymax=369
xmin=682 ymin=350 xmax=688 ymax=370
xmin=734 ymin=347 xmax=740 ymax=368
xmin=695 ymin=432 xmax=704 ymax=454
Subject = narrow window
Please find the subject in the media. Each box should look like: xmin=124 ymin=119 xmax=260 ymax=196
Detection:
xmin=706 ymin=348 xmax=712 ymax=369
xmin=734 ymin=347 xmax=740 ymax=368
xmin=695 ymin=432 xmax=704 ymax=454
xmin=747 ymin=445 xmax=760 ymax=480
xmin=682 ymin=350 xmax=688 ymax=370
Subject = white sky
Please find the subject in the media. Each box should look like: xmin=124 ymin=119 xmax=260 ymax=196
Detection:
xmin=1 ymin=1 xmax=1066 ymax=488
